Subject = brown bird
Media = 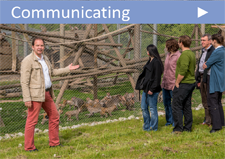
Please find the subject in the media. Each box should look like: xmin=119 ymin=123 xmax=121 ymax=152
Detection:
xmin=69 ymin=25 xmax=78 ymax=31
xmin=40 ymin=25 xmax=47 ymax=32
xmin=74 ymin=33 xmax=79 ymax=38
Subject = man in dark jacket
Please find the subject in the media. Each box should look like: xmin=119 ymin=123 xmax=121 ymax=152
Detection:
xmin=195 ymin=34 xmax=215 ymax=126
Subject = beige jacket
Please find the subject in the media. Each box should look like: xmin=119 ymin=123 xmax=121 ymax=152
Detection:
xmin=20 ymin=51 xmax=70 ymax=102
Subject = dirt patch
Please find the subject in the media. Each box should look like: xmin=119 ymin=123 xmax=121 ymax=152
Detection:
xmin=162 ymin=147 xmax=178 ymax=153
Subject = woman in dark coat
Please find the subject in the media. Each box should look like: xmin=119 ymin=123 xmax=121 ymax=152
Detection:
xmin=137 ymin=44 xmax=164 ymax=131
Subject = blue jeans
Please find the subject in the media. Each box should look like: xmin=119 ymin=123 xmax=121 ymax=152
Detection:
xmin=162 ymin=88 xmax=174 ymax=126
xmin=141 ymin=91 xmax=159 ymax=131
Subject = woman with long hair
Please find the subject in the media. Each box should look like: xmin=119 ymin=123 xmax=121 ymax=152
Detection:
xmin=136 ymin=44 xmax=164 ymax=131
xmin=161 ymin=39 xmax=181 ymax=126
xmin=203 ymin=34 xmax=225 ymax=133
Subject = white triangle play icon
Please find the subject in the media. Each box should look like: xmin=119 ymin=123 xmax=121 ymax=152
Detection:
xmin=198 ymin=7 xmax=208 ymax=18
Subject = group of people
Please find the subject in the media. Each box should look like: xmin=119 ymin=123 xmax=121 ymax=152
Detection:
xmin=21 ymin=34 xmax=224 ymax=152
xmin=136 ymin=34 xmax=225 ymax=134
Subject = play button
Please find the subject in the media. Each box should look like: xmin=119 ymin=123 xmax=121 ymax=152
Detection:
xmin=198 ymin=7 xmax=208 ymax=18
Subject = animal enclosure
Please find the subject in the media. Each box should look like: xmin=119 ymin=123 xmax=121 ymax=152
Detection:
xmin=0 ymin=24 xmax=224 ymax=136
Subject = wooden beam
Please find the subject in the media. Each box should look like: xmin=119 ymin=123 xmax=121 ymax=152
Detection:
xmin=55 ymin=24 xmax=93 ymax=108
xmin=18 ymin=24 xmax=32 ymax=48
xmin=83 ymin=42 xmax=122 ymax=47
xmin=0 ymin=25 xmax=80 ymax=41
xmin=0 ymin=84 xmax=21 ymax=90
xmin=0 ymin=92 xmax=22 ymax=99
xmin=53 ymin=63 xmax=144 ymax=81
xmin=102 ymin=24 xmax=136 ymax=90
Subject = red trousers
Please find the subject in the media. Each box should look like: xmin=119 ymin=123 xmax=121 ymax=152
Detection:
xmin=24 ymin=91 xmax=60 ymax=151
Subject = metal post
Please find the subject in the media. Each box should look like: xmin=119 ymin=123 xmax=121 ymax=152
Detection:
xmin=59 ymin=24 xmax=65 ymax=87
xmin=24 ymin=24 xmax=28 ymax=57
xmin=201 ymin=24 xmax=205 ymax=35
xmin=134 ymin=24 xmax=140 ymax=101
xmin=140 ymin=24 xmax=142 ymax=58
xmin=153 ymin=24 xmax=157 ymax=47
xmin=60 ymin=24 xmax=65 ymax=68
xmin=93 ymin=24 xmax=98 ymax=99
xmin=117 ymin=24 xmax=121 ymax=65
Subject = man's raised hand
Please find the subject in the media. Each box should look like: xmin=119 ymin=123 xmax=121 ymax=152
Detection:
xmin=69 ymin=63 xmax=80 ymax=70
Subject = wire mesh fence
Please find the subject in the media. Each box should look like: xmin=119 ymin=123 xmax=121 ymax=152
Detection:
xmin=0 ymin=24 xmax=222 ymax=136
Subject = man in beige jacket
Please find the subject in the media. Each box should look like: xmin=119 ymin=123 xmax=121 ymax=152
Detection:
xmin=21 ymin=37 xmax=79 ymax=151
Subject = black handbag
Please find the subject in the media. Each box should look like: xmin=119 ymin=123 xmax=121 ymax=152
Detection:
xmin=135 ymin=70 xmax=145 ymax=90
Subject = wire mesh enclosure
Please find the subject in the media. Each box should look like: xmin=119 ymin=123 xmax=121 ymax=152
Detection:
xmin=0 ymin=24 xmax=224 ymax=136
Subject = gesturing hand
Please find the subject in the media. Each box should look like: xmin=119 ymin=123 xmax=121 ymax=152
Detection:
xmin=69 ymin=63 xmax=80 ymax=70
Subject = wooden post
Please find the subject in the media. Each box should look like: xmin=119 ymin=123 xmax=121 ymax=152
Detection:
xmin=55 ymin=24 xmax=93 ymax=108
xmin=195 ymin=24 xmax=199 ymax=59
xmin=201 ymin=24 xmax=205 ymax=35
xmin=11 ymin=24 xmax=17 ymax=71
xmin=93 ymin=24 xmax=98 ymax=99
xmin=134 ymin=24 xmax=141 ymax=101
xmin=102 ymin=24 xmax=136 ymax=90
xmin=18 ymin=24 xmax=32 ymax=48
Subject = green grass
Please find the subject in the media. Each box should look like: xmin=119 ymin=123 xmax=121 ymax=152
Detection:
xmin=0 ymin=109 xmax=225 ymax=159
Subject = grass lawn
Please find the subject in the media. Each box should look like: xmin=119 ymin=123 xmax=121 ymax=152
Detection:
xmin=0 ymin=108 xmax=225 ymax=159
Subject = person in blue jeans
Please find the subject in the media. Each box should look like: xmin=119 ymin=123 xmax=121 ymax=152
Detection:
xmin=136 ymin=44 xmax=164 ymax=131
xmin=161 ymin=39 xmax=181 ymax=126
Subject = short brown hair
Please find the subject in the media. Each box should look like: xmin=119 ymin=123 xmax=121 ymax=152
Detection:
xmin=166 ymin=38 xmax=179 ymax=52
xmin=32 ymin=37 xmax=45 ymax=46
xmin=178 ymin=35 xmax=192 ymax=48
xmin=212 ymin=34 xmax=224 ymax=45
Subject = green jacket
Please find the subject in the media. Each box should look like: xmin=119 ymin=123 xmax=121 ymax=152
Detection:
xmin=175 ymin=50 xmax=196 ymax=84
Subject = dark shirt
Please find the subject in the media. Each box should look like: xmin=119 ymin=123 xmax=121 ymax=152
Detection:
xmin=195 ymin=45 xmax=215 ymax=84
